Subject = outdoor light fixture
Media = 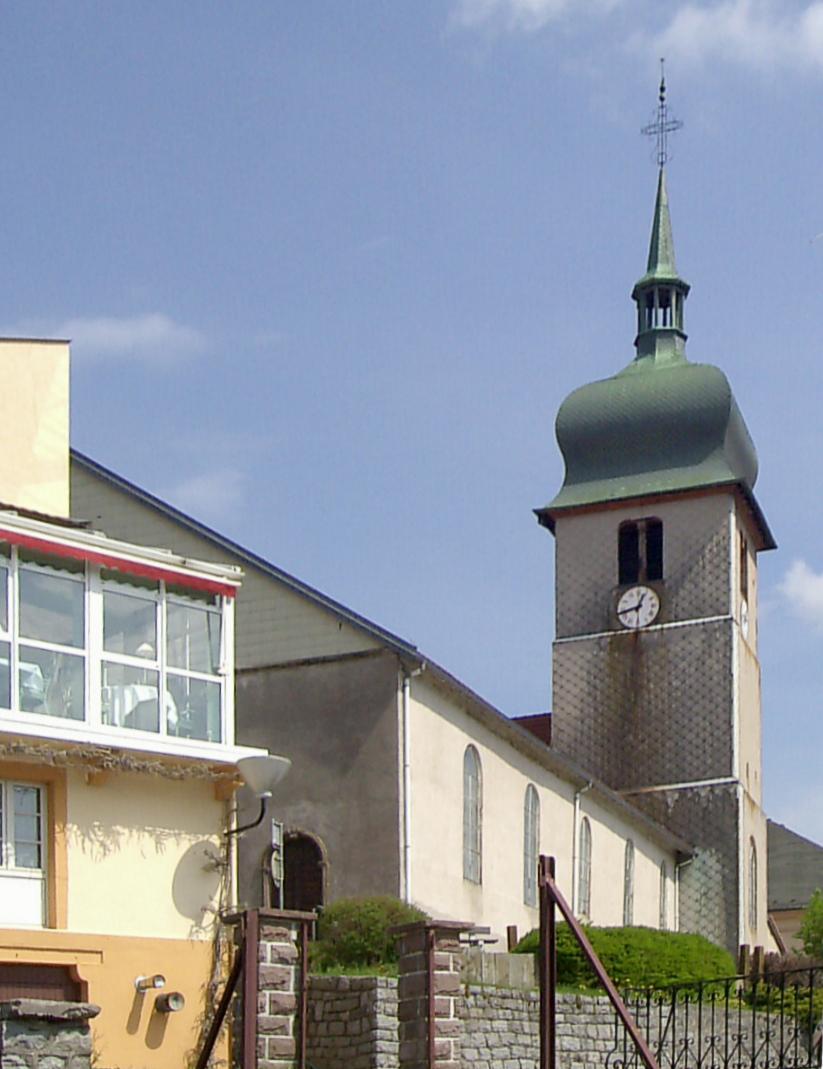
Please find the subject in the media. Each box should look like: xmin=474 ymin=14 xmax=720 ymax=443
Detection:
xmin=134 ymin=974 xmax=166 ymax=992
xmin=228 ymin=754 xmax=291 ymax=837
xmin=156 ymin=991 xmax=185 ymax=1013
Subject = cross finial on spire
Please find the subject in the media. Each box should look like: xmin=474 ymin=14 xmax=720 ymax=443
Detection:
xmin=641 ymin=59 xmax=683 ymax=168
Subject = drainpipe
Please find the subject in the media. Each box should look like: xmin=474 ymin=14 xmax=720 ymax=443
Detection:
xmin=571 ymin=781 xmax=593 ymax=915
xmin=401 ymin=665 xmax=424 ymax=905
xmin=226 ymin=794 xmax=238 ymax=911
xmin=674 ymin=856 xmax=693 ymax=932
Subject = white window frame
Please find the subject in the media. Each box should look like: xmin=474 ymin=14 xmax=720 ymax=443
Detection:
xmin=0 ymin=779 xmax=47 ymax=928
xmin=578 ymin=817 xmax=592 ymax=918
xmin=0 ymin=543 xmax=233 ymax=755
xmin=623 ymin=839 xmax=635 ymax=926
xmin=659 ymin=861 xmax=668 ymax=930
xmin=463 ymin=746 xmax=482 ymax=885
xmin=524 ymin=784 xmax=539 ymax=907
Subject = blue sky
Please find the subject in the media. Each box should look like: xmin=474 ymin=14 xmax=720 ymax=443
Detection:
xmin=3 ymin=1 xmax=823 ymax=842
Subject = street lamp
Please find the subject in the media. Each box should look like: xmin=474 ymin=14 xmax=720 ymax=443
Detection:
xmin=228 ymin=754 xmax=291 ymax=837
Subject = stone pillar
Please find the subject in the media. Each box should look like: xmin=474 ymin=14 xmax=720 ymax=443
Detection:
xmin=0 ymin=999 xmax=99 ymax=1068
xmin=393 ymin=919 xmax=472 ymax=1069
xmin=254 ymin=908 xmax=315 ymax=1069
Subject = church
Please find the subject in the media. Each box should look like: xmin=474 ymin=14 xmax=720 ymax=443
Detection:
xmin=67 ymin=93 xmax=790 ymax=957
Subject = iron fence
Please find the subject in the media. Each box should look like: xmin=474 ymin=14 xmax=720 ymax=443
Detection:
xmin=608 ymin=967 xmax=823 ymax=1069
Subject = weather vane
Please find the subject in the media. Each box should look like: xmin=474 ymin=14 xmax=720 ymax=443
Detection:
xmin=641 ymin=59 xmax=683 ymax=167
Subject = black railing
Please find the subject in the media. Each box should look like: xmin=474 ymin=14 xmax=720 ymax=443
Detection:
xmin=608 ymin=967 xmax=823 ymax=1069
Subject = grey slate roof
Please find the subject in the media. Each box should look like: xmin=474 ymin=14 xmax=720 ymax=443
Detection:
xmin=71 ymin=449 xmax=692 ymax=858
xmin=768 ymin=819 xmax=823 ymax=910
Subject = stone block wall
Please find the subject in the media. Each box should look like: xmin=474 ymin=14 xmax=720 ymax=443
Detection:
xmin=0 ymin=999 xmax=99 ymax=1069
xmin=462 ymin=989 xmax=619 ymax=1069
xmin=307 ymin=975 xmax=397 ymax=1069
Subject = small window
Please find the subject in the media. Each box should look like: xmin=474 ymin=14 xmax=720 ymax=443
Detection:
xmin=463 ymin=746 xmax=482 ymax=884
xmin=748 ymin=838 xmax=758 ymax=931
xmin=623 ymin=839 xmax=635 ymax=926
xmin=523 ymin=785 xmax=539 ymax=907
xmin=578 ymin=817 xmax=592 ymax=917
xmin=618 ymin=519 xmax=663 ymax=584
xmin=659 ymin=861 xmax=668 ymax=930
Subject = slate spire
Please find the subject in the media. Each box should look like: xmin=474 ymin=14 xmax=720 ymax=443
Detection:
xmin=631 ymin=167 xmax=690 ymax=363
xmin=646 ymin=167 xmax=677 ymax=278
xmin=633 ymin=68 xmax=689 ymax=363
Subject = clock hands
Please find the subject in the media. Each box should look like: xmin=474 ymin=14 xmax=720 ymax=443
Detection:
xmin=619 ymin=591 xmax=646 ymax=619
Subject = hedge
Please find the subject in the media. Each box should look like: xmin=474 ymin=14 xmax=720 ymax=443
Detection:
xmin=513 ymin=923 xmax=736 ymax=990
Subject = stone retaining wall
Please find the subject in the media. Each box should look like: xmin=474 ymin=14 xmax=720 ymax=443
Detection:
xmin=307 ymin=976 xmax=398 ymax=1069
xmin=462 ymin=988 xmax=619 ymax=1069
xmin=0 ymin=999 xmax=99 ymax=1069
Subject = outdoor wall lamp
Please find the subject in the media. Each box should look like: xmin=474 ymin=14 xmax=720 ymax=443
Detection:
xmin=156 ymin=991 xmax=186 ymax=1013
xmin=227 ymin=754 xmax=291 ymax=837
xmin=134 ymin=974 xmax=166 ymax=992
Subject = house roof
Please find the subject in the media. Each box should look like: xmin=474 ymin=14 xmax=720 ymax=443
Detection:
xmin=71 ymin=449 xmax=420 ymax=660
xmin=71 ymin=448 xmax=692 ymax=858
xmin=768 ymin=819 xmax=823 ymax=911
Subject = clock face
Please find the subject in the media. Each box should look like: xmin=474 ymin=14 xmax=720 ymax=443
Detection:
xmin=616 ymin=585 xmax=660 ymax=629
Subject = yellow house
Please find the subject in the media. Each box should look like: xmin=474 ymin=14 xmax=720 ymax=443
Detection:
xmin=0 ymin=338 xmax=269 ymax=1069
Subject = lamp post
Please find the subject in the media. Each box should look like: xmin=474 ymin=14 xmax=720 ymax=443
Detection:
xmin=229 ymin=754 xmax=292 ymax=837
xmin=225 ymin=753 xmax=291 ymax=910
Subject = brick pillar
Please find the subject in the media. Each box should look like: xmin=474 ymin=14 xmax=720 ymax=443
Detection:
xmin=252 ymin=908 xmax=315 ymax=1069
xmin=393 ymin=919 xmax=473 ymax=1069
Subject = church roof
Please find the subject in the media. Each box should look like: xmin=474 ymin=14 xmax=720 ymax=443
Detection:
xmin=539 ymin=167 xmax=774 ymax=549
xmin=768 ymin=819 xmax=823 ymax=911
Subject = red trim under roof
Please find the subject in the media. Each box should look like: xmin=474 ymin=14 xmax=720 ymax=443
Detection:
xmin=0 ymin=529 xmax=237 ymax=598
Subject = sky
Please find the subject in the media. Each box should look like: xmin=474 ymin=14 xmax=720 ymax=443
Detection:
xmin=2 ymin=1 xmax=823 ymax=842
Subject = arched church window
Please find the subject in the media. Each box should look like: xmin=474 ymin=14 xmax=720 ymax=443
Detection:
xmin=523 ymin=784 xmax=539 ymax=907
xmin=623 ymin=839 xmax=635 ymax=926
xmin=748 ymin=838 xmax=758 ymax=931
xmin=463 ymin=746 xmax=482 ymax=884
xmin=659 ymin=861 xmax=668 ymax=930
xmin=578 ymin=817 xmax=592 ymax=918
xmin=618 ymin=518 xmax=663 ymax=584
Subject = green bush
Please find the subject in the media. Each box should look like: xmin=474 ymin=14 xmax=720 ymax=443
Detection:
xmin=310 ymin=895 xmax=427 ymax=973
xmin=799 ymin=888 xmax=823 ymax=960
xmin=513 ymin=923 xmax=736 ymax=991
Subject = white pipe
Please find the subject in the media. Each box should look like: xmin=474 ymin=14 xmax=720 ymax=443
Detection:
xmin=401 ymin=666 xmax=423 ymax=905
xmin=402 ymin=672 xmax=412 ymax=904
xmin=571 ymin=781 xmax=593 ymax=915
xmin=226 ymin=794 xmax=238 ymax=911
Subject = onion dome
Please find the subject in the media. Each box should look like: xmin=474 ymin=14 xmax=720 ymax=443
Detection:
xmin=537 ymin=168 xmax=773 ymax=547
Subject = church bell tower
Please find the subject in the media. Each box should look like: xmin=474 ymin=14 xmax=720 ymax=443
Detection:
xmin=537 ymin=77 xmax=775 ymax=953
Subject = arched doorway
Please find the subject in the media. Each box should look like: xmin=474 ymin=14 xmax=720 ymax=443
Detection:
xmin=283 ymin=832 xmax=325 ymax=913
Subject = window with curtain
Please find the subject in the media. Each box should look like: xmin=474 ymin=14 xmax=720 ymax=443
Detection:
xmin=463 ymin=746 xmax=482 ymax=884
xmin=623 ymin=839 xmax=635 ymax=926
xmin=523 ymin=784 xmax=539 ymax=906
xmin=578 ymin=817 xmax=592 ymax=917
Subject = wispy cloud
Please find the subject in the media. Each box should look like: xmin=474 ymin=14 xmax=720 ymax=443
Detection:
xmin=452 ymin=0 xmax=621 ymax=31
xmin=778 ymin=559 xmax=823 ymax=628
xmin=642 ymin=0 xmax=823 ymax=73
xmin=4 ymin=313 xmax=207 ymax=364
xmin=168 ymin=468 xmax=248 ymax=522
